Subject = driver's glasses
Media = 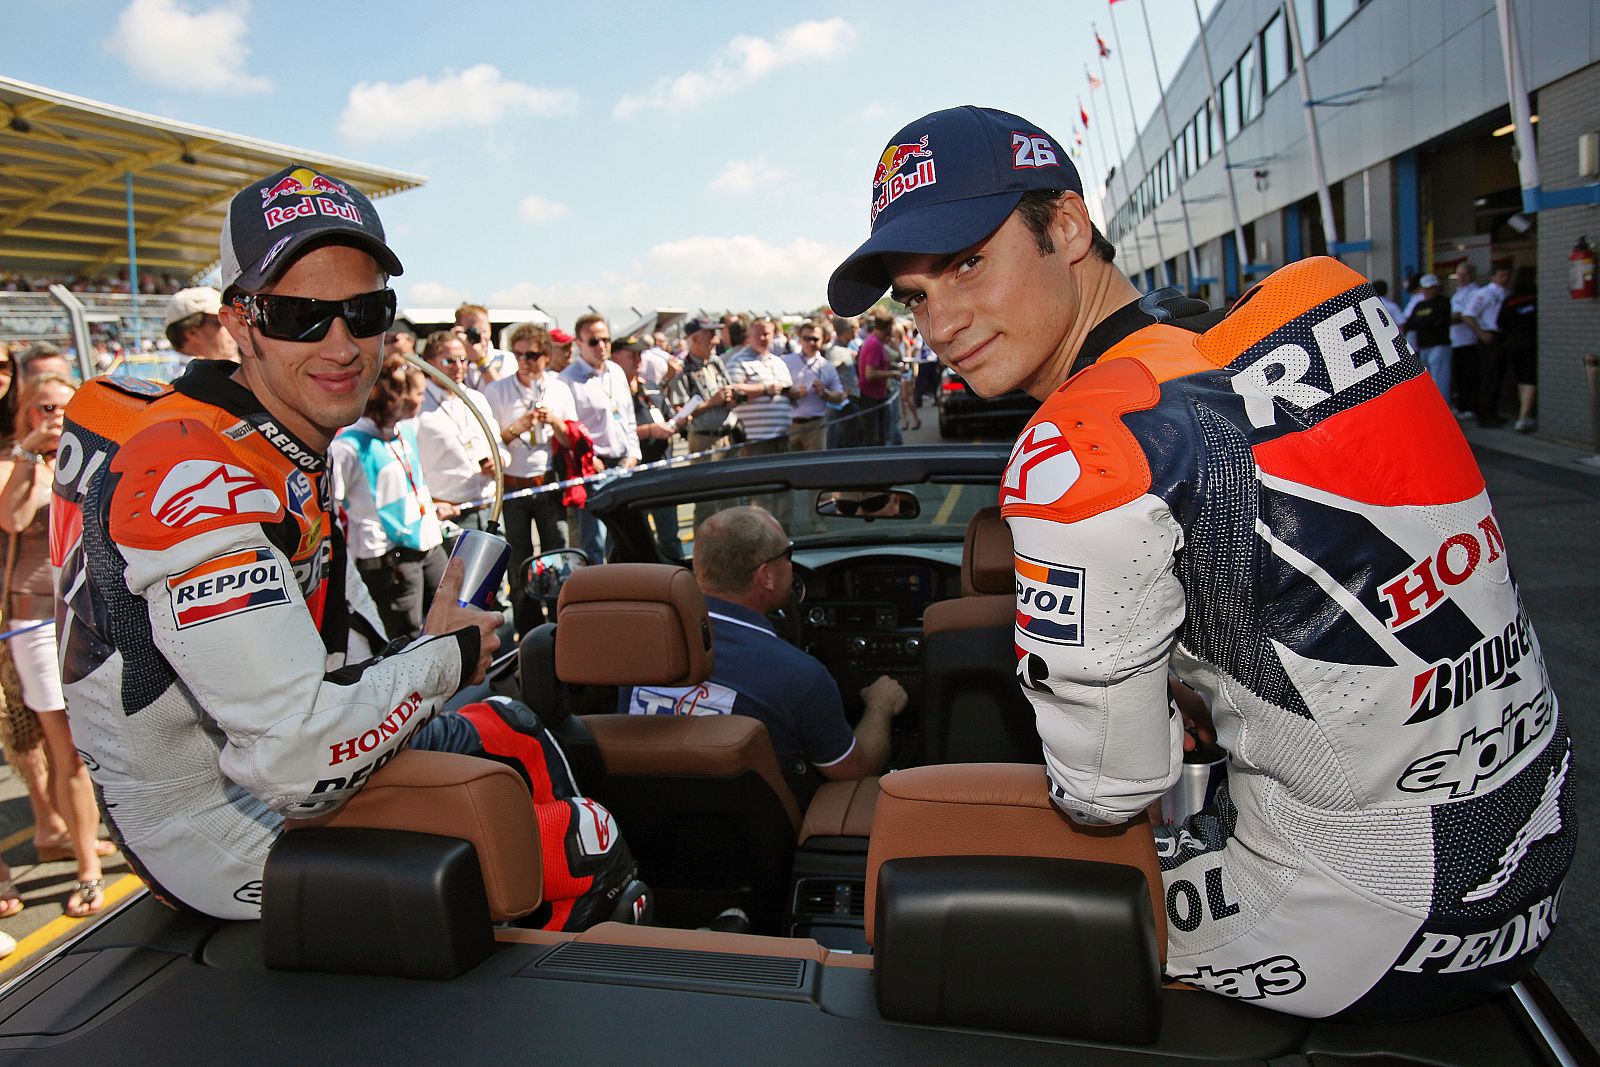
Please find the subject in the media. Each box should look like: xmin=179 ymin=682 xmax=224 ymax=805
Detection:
xmin=759 ymin=540 xmax=795 ymax=566
xmin=235 ymin=288 xmax=397 ymax=342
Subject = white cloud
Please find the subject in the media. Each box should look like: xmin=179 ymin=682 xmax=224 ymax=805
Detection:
xmin=614 ymin=18 xmax=857 ymax=118
xmin=106 ymin=0 xmax=270 ymax=93
xmin=486 ymin=233 xmax=844 ymax=316
xmin=339 ymin=65 xmax=578 ymax=144
xmin=517 ymin=195 xmax=570 ymax=225
xmin=402 ymin=281 xmax=469 ymax=309
xmin=709 ymin=157 xmax=791 ymax=195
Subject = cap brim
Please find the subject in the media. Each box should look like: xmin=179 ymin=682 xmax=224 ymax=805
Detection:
xmin=232 ymin=229 xmax=405 ymax=292
xmin=826 ymin=190 xmax=1022 ymax=316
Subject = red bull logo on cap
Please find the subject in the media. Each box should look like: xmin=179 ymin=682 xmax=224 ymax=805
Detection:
xmin=870 ymin=135 xmax=936 ymax=224
xmin=260 ymin=167 xmax=352 ymax=208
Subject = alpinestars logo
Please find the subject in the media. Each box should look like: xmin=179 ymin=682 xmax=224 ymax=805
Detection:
xmin=1462 ymin=747 xmax=1569 ymax=904
xmin=573 ymin=797 xmax=616 ymax=856
xmin=1001 ymin=421 xmax=1080 ymax=508
xmin=1398 ymin=688 xmax=1552 ymax=798
xmin=1169 ymin=955 xmax=1306 ymax=1000
xmin=152 ymin=461 xmax=280 ymax=527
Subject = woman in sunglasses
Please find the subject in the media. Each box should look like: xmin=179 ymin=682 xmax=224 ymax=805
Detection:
xmin=0 ymin=374 xmax=111 ymax=917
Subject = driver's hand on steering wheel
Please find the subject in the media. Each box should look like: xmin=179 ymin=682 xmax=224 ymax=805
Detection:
xmin=862 ymin=674 xmax=909 ymax=718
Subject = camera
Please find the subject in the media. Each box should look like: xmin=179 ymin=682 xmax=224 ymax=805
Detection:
xmin=464 ymin=326 xmax=481 ymax=345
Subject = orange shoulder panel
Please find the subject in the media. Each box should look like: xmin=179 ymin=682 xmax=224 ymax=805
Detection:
xmin=109 ymin=417 xmax=286 ymax=552
xmin=1196 ymin=256 xmax=1367 ymax=369
xmin=1000 ymin=356 xmax=1161 ymax=525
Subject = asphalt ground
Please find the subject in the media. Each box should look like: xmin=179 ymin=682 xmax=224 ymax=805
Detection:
xmin=0 ymin=398 xmax=1592 ymax=1043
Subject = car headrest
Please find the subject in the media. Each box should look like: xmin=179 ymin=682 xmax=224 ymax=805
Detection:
xmin=555 ymin=563 xmax=714 ymax=686
xmin=863 ymin=763 xmax=1165 ymax=961
xmin=289 ymin=749 xmax=542 ymax=922
xmin=581 ymin=713 xmax=803 ymax=831
xmin=962 ymin=506 xmax=1013 ymax=597
xmin=518 ymin=623 xmax=563 ymax=724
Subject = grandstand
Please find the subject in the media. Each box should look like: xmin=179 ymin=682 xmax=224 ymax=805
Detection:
xmin=0 ymin=75 xmax=424 ymax=373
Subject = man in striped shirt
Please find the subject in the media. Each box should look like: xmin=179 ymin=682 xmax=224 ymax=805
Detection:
xmin=727 ymin=317 xmax=796 ymax=458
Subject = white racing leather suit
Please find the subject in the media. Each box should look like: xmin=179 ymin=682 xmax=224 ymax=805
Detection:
xmin=52 ymin=362 xmax=479 ymax=919
xmin=1002 ymin=258 xmax=1573 ymax=1021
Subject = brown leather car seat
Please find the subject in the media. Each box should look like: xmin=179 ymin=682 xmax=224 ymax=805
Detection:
xmin=555 ymin=563 xmax=805 ymax=931
xmin=918 ymin=506 xmax=1042 ymax=764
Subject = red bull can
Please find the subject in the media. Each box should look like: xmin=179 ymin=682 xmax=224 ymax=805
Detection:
xmin=445 ymin=528 xmax=510 ymax=611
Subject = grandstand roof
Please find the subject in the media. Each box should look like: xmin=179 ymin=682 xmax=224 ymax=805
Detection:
xmin=0 ymin=75 xmax=424 ymax=281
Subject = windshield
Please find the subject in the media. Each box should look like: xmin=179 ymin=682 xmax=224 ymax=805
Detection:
xmin=676 ymin=481 xmax=1000 ymax=560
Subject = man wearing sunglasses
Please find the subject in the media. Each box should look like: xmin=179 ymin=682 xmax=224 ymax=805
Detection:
xmin=560 ymin=313 xmax=639 ymax=564
xmin=51 ymin=164 xmax=506 ymax=920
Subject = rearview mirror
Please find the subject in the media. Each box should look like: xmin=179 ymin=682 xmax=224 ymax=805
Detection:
xmin=815 ymin=489 xmax=921 ymax=520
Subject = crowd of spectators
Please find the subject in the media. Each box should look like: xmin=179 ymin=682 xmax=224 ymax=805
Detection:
xmin=0 ymin=270 xmax=188 ymax=296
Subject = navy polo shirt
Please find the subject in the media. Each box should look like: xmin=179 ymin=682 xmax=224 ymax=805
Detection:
xmin=622 ymin=596 xmax=856 ymax=789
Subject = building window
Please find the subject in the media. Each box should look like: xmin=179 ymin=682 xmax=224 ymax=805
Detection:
xmin=1238 ymin=45 xmax=1260 ymax=126
xmin=1221 ymin=64 xmax=1240 ymax=141
xmin=1323 ymin=0 xmax=1360 ymax=38
xmin=1293 ymin=0 xmax=1320 ymax=48
xmin=1261 ymin=10 xmax=1291 ymax=93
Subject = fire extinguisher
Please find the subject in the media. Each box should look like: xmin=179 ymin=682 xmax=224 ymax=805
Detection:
xmin=1571 ymin=236 xmax=1596 ymax=300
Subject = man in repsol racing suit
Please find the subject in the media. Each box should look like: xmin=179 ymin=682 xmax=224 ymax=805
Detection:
xmin=53 ymin=165 xmax=636 ymax=926
xmin=829 ymin=107 xmax=1573 ymax=1021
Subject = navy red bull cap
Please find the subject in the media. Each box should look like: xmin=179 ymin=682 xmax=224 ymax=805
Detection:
xmin=221 ymin=163 xmax=404 ymax=293
xmin=827 ymin=106 xmax=1082 ymax=316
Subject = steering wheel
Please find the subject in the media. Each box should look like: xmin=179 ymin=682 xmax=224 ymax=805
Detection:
xmin=768 ymin=567 xmax=808 ymax=647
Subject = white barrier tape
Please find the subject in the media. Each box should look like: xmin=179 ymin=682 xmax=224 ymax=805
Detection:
xmin=454 ymin=402 xmax=887 ymax=512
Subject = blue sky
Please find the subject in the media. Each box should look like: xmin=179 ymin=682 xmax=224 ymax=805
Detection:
xmin=4 ymin=0 xmax=1215 ymax=323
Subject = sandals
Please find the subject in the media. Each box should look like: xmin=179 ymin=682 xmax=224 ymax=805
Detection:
xmin=65 ymin=878 xmax=105 ymax=919
xmin=34 ymin=839 xmax=116 ymax=863
xmin=0 ymin=880 xmax=22 ymax=920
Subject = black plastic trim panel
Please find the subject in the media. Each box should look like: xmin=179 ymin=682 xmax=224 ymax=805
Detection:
xmin=521 ymin=942 xmax=818 ymax=1003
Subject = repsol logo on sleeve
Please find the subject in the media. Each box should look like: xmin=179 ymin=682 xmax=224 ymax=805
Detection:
xmin=166 ymin=548 xmax=290 ymax=629
xmin=1014 ymin=553 xmax=1085 ymax=647
xmin=1229 ymin=291 xmax=1410 ymax=430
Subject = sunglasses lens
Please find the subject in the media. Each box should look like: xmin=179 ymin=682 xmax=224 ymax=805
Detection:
xmin=252 ymin=289 xmax=396 ymax=342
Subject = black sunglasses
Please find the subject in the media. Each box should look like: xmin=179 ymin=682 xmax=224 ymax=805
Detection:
xmin=584 ymin=336 xmax=612 ymax=347
xmin=516 ymin=349 xmax=547 ymax=360
xmin=758 ymin=540 xmax=795 ymax=566
xmin=831 ymin=493 xmax=891 ymax=517
xmin=234 ymin=288 xmax=397 ymax=342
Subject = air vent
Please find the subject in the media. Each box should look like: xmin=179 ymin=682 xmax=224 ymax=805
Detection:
xmin=794 ymin=879 xmax=865 ymax=918
xmin=532 ymin=942 xmax=806 ymax=990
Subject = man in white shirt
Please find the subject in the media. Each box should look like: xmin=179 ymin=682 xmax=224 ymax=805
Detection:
xmin=483 ymin=323 xmax=576 ymax=634
xmin=1447 ymin=263 xmax=1481 ymax=417
xmin=416 ymin=331 xmax=507 ymax=536
xmin=639 ymin=331 xmax=678 ymax=388
xmin=1463 ymin=265 xmax=1512 ymax=427
xmin=560 ymin=314 xmax=640 ymax=564
xmin=727 ymin=317 xmax=796 ymax=458
xmin=781 ymin=321 xmax=845 ymax=453
xmin=456 ymin=302 xmax=512 ymax=388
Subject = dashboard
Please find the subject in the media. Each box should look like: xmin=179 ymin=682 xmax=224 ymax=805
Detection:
xmin=786 ymin=545 xmax=964 ymax=714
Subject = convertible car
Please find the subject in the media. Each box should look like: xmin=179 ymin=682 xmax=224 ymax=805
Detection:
xmin=0 ymin=445 xmax=1589 ymax=1064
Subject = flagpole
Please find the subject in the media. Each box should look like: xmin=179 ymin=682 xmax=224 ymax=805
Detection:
xmin=1284 ymin=0 xmax=1340 ymax=250
xmin=1133 ymin=0 xmax=1201 ymax=286
xmin=1077 ymin=117 xmax=1109 ymax=230
xmin=1188 ymin=0 xmax=1249 ymax=275
xmin=1104 ymin=17 xmax=1170 ymax=284
xmin=1091 ymin=56 xmax=1147 ymax=280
